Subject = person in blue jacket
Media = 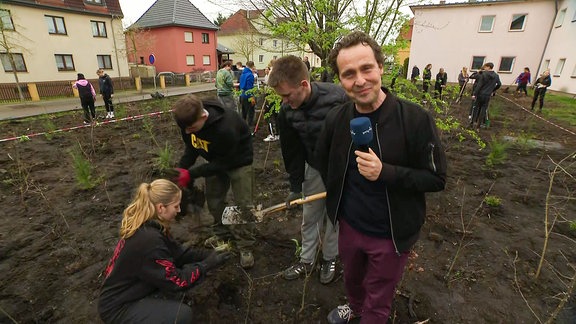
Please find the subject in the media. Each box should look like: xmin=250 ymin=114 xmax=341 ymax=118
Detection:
xmin=98 ymin=179 xmax=231 ymax=323
xmin=239 ymin=61 xmax=256 ymax=126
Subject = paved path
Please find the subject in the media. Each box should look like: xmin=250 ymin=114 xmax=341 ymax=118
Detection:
xmin=0 ymin=83 xmax=217 ymax=121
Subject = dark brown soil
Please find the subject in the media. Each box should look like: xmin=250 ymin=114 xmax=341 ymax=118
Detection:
xmin=0 ymin=91 xmax=575 ymax=324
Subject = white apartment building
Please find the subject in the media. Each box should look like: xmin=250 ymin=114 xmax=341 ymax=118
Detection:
xmin=409 ymin=0 xmax=575 ymax=94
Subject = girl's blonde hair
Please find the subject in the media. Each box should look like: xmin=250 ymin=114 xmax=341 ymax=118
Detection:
xmin=120 ymin=179 xmax=181 ymax=239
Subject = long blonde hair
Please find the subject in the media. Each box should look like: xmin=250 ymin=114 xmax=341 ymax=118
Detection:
xmin=120 ymin=179 xmax=181 ymax=239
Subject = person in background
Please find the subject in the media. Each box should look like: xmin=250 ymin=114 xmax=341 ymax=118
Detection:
xmin=267 ymin=55 xmax=348 ymax=284
xmin=515 ymin=67 xmax=531 ymax=97
xmin=262 ymin=63 xmax=280 ymax=142
xmin=239 ymin=61 xmax=256 ymax=126
xmin=410 ymin=65 xmax=420 ymax=84
xmin=216 ymin=60 xmax=236 ymax=111
xmin=319 ymin=31 xmax=447 ymax=324
xmin=458 ymin=67 xmax=469 ymax=94
xmin=390 ymin=65 xmax=403 ymax=90
xmin=172 ymin=95 xmax=257 ymax=269
xmin=422 ymin=63 xmax=432 ymax=95
xmin=73 ymin=73 xmax=96 ymax=125
xmin=97 ymin=69 xmax=115 ymax=119
xmin=469 ymin=62 xmax=501 ymax=130
xmin=233 ymin=62 xmax=244 ymax=81
xmin=531 ymin=69 xmax=551 ymax=112
xmin=303 ymin=56 xmax=311 ymax=72
xmin=434 ymin=67 xmax=448 ymax=99
xmin=98 ymin=179 xmax=232 ymax=323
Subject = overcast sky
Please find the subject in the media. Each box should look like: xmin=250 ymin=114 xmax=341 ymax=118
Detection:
xmin=118 ymin=0 xmax=240 ymax=27
xmin=118 ymin=0 xmax=456 ymax=29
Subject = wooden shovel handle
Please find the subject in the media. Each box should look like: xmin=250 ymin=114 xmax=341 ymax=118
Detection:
xmin=260 ymin=192 xmax=327 ymax=215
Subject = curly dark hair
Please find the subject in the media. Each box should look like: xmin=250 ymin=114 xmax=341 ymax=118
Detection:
xmin=328 ymin=31 xmax=385 ymax=77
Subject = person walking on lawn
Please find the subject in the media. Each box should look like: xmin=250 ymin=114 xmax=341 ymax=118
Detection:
xmin=267 ymin=55 xmax=348 ymax=284
xmin=531 ymin=69 xmax=551 ymax=112
xmin=172 ymin=95 xmax=257 ymax=269
xmin=318 ymin=31 xmax=447 ymax=324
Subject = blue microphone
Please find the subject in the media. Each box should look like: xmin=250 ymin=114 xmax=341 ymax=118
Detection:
xmin=350 ymin=117 xmax=373 ymax=153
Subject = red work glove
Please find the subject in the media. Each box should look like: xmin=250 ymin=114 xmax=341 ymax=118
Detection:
xmin=174 ymin=168 xmax=191 ymax=188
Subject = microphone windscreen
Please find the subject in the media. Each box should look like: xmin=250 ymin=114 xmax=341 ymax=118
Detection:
xmin=350 ymin=117 xmax=373 ymax=146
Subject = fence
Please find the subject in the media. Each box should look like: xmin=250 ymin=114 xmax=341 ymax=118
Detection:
xmin=0 ymin=83 xmax=32 ymax=103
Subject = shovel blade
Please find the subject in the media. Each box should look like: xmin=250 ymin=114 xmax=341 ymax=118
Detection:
xmin=222 ymin=205 xmax=262 ymax=225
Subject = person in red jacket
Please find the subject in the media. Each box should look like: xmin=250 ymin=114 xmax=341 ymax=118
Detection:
xmin=98 ymin=179 xmax=231 ymax=324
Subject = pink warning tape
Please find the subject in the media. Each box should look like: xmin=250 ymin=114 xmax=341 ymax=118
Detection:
xmin=497 ymin=95 xmax=576 ymax=137
xmin=0 ymin=109 xmax=173 ymax=143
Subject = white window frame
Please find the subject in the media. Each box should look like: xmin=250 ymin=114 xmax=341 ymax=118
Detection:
xmin=553 ymin=58 xmax=565 ymax=76
xmin=273 ymin=40 xmax=278 ymax=48
xmin=479 ymin=15 xmax=495 ymax=32
xmin=202 ymin=33 xmax=209 ymax=44
xmin=571 ymin=64 xmax=576 ymax=78
xmin=471 ymin=56 xmax=485 ymax=70
xmin=0 ymin=10 xmax=14 ymax=31
xmin=498 ymin=56 xmax=515 ymax=73
xmin=85 ymin=0 xmax=103 ymax=3
xmin=509 ymin=14 xmax=527 ymax=31
xmin=555 ymin=8 xmax=566 ymax=27
xmin=202 ymin=55 xmax=210 ymax=65
xmin=258 ymin=55 xmax=264 ymax=63
xmin=542 ymin=59 xmax=550 ymax=71
xmin=186 ymin=55 xmax=195 ymax=66
xmin=184 ymin=32 xmax=193 ymax=43
xmin=259 ymin=38 xmax=264 ymax=46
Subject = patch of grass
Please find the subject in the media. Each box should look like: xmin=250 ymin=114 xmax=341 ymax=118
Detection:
xmin=42 ymin=117 xmax=58 ymax=140
xmin=484 ymin=195 xmax=502 ymax=207
xmin=485 ymin=136 xmax=509 ymax=167
xmin=569 ymin=221 xmax=576 ymax=232
xmin=542 ymin=93 xmax=576 ymax=126
xmin=291 ymin=238 xmax=302 ymax=257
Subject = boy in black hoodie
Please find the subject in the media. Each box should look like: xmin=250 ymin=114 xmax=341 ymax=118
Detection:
xmin=172 ymin=95 xmax=256 ymax=269
xmin=469 ymin=62 xmax=501 ymax=130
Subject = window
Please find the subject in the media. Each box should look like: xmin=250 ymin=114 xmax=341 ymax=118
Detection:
xmin=554 ymin=58 xmax=565 ymax=76
xmin=479 ymin=15 xmax=495 ymax=32
xmin=572 ymin=64 xmax=576 ymax=78
xmin=542 ymin=59 xmax=550 ymax=71
xmin=498 ymin=57 xmax=515 ymax=72
xmin=273 ymin=55 xmax=277 ymax=60
xmin=202 ymin=33 xmax=209 ymax=43
xmin=0 ymin=10 xmax=14 ymax=30
xmin=85 ymin=0 xmax=103 ymax=3
xmin=555 ymin=8 xmax=566 ymax=27
xmin=184 ymin=32 xmax=193 ymax=42
xmin=273 ymin=40 xmax=278 ymax=48
xmin=186 ymin=55 xmax=195 ymax=66
xmin=0 ymin=53 xmax=27 ymax=72
xmin=202 ymin=55 xmax=210 ymax=65
xmin=55 ymin=54 xmax=74 ymax=71
xmin=471 ymin=56 xmax=485 ymax=70
xmin=509 ymin=14 xmax=526 ymax=31
xmin=97 ymin=55 xmax=112 ymax=69
xmin=91 ymin=21 xmax=107 ymax=37
xmin=45 ymin=15 xmax=67 ymax=35
xmin=573 ymin=8 xmax=576 ymax=22
xmin=258 ymin=55 xmax=264 ymax=63
xmin=259 ymin=38 xmax=264 ymax=46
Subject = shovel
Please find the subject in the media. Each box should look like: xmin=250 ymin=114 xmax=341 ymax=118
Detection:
xmin=221 ymin=192 xmax=327 ymax=225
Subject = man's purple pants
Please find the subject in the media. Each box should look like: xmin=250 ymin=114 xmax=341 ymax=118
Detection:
xmin=339 ymin=219 xmax=409 ymax=323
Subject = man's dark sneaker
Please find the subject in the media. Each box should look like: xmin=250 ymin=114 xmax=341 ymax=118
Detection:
xmin=319 ymin=258 xmax=337 ymax=284
xmin=327 ymin=304 xmax=358 ymax=324
xmin=282 ymin=261 xmax=314 ymax=280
